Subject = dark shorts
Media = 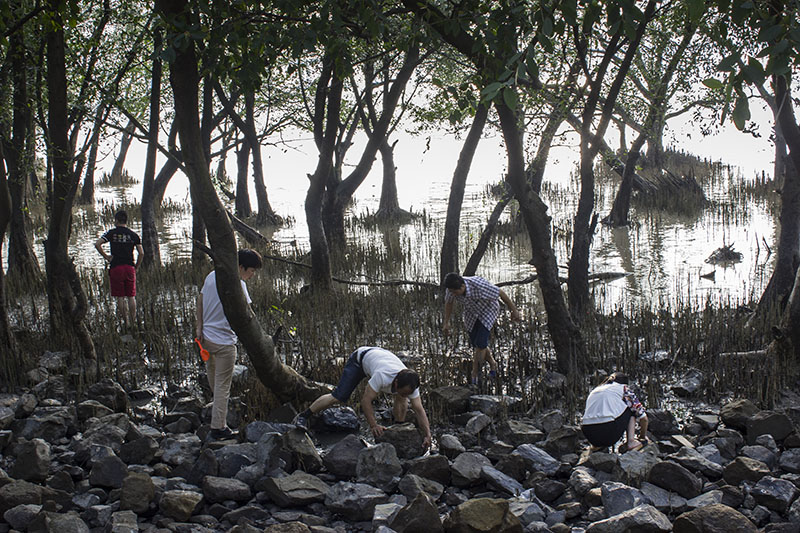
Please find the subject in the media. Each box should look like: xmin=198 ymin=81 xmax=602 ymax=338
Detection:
xmin=331 ymin=350 xmax=367 ymax=402
xmin=468 ymin=320 xmax=491 ymax=349
xmin=109 ymin=265 xmax=136 ymax=297
xmin=581 ymin=408 xmax=633 ymax=447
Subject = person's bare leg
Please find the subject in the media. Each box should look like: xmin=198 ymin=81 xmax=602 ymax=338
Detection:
xmin=485 ymin=348 xmax=498 ymax=372
xmin=127 ymin=296 xmax=137 ymax=326
xmin=625 ymin=415 xmax=641 ymax=450
xmin=309 ymin=393 xmax=340 ymax=415
xmin=116 ymin=297 xmax=128 ymax=328
xmin=472 ymin=348 xmax=486 ymax=382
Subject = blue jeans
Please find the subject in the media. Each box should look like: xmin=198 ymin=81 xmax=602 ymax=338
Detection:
xmin=331 ymin=350 xmax=367 ymax=402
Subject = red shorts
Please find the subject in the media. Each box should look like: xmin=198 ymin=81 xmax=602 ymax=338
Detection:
xmin=109 ymin=265 xmax=136 ymax=297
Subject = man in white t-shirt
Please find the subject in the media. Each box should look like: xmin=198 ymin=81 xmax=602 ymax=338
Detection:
xmin=195 ymin=249 xmax=263 ymax=441
xmin=294 ymin=346 xmax=432 ymax=450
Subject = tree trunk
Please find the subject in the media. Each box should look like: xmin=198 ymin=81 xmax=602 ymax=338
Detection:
xmin=5 ymin=22 xmax=41 ymax=280
xmin=245 ymin=91 xmax=279 ymax=225
xmin=463 ymin=192 xmax=512 ymax=277
xmin=0 ymin=143 xmax=20 ymax=369
xmin=157 ymin=0 xmax=326 ymax=402
xmin=140 ymin=25 xmax=162 ymax=269
xmin=235 ymin=135 xmax=252 ymax=218
xmin=375 ymin=138 xmax=401 ymax=218
xmin=604 ymin=132 xmax=647 ymax=227
xmin=496 ymin=101 xmax=583 ymax=378
xmin=78 ymin=106 xmax=105 ymax=204
xmin=439 ymin=104 xmax=488 ymax=280
xmin=44 ymin=5 xmax=95 ymax=360
xmin=153 ymin=152 xmax=181 ymax=206
xmin=110 ymin=118 xmax=135 ymax=181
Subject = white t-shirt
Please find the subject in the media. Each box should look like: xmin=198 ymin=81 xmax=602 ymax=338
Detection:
xmin=581 ymin=382 xmax=627 ymax=425
xmin=359 ymin=346 xmax=420 ymax=399
xmin=200 ymin=271 xmax=251 ymax=345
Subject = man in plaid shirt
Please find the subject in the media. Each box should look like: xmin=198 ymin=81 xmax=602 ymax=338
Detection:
xmin=443 ymin=273 xmax=521 ymax=385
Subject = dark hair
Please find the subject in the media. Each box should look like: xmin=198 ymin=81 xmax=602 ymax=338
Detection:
xmin=395 ymin=369 xmax=420 ymax=391
xmin=444 ymin=272 xmax=465 ymax=290
xmin=114 ymin=210 xmax=128 ymax=224
xmin=603 ymin=372 xmax=629 ymax=385
xmin=238 ymin=249 xmax=263 ymax=269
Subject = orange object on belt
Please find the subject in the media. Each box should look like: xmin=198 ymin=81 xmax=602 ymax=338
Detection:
xmin=194 ymin=338 xmax=210 ymax=361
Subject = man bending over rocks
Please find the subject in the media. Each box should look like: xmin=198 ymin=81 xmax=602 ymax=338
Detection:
xmin=294 ymin=346 xmax=432 ymax=449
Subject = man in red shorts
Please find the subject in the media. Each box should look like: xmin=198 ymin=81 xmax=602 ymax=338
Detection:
xmin=95 ymin=210 xmax=143 ymax=329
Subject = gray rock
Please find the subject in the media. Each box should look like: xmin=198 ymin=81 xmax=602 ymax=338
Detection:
xmin=747 ymin=410 xmax=794 ymax=445
xmin=451 ymin=452 xmax=491 ymax=487
xmin=430 ymin=386 xmax=472 ymax=414
xmin=159 ymin=490 xmax=203 ymax=521
xmin=108 ymin=510 xmax=138 ymax=533
xmin=481 ymin=465 xmax=523 ymax=496
xmin=686 ymin=489 xmax=723 ymax=509
xmin=160 ymin=435 xmax=202 ymax=467
xmin=261 ymin=471 xmax=330 ymax=507
xmin=376 ymin=423 xmax=424 ymax=459
xmin=398 ymin=473 xmax=444 ymax=501
xmin=439 ymin=434 xmax=465 ymax=460
xmin=0 ymin=480 xmax=43 ymax=514
xmin=215 ymin=442 xmax=258 ymax=478
xmin=742 ymin=444 xmax=777 ymax=469
xmin=720 ymin=399 xmax=760 ymax=431
xmin=356 ymin=443 xmax=402 ymax=490
xmin=202 ymin=475 xmax=251 ymax=503
xmin=508 ymin=500 xmax=546 ymax=526
xmin=243 ymin=421 xmax=292 ymax=442
xmin=696 ymin=443 xmax=727 ymax=465
xmin=640 ymin=481 xmax=687 ymax=514
xmin=234 ymin=463 xmax=264 ymax=487
xmin=76 ymin=400 xmax=114 ymax=423
xmin=317 ymin=406 xmax=360 ymax=432
xmin=780 ymin=448 xmax=800 ymax=474
xmin=13 ymin=406 xmax=74 ymax=443
xmin=585 ymin=504 xmax=671 ymax=533
xmin=323 ymin=434 xmax=366 ymax=478
xmin=88 ymin=379 xmax=130 ymax=413
xmin=647 ymin=460 xmax=702 ymax=499
xmin=533 ymin=410 xmax=565 ymax=435
xmin=3 ymin=503 xmax=42 ymax=530
xmin=581 ymin=451 xmax=619 ymax=473
xmin=186 ymin=449 xmax=219 ymax=486
xmin=372 ymin=502 xmax=402 ymax=530
xmin=541 ymin=426 xmax=581 ymax=458
xmin=613 ymin=448 xmax=660 ymax=487
xmin=511 ymin=445 xmax=559 ymax=476
xmin=119 ymin=437 xmax=159 ymax=465
xmin=465 ymin=413 xmax=492 ymax=435
xmin=600 ymin=481 xmax=651 ymax=517
xmin=0 ymin=406 xmax=14 ymax=431
xmin=693 ymin=413 xmax=719 ymax=431
xmin=28 ymin=510 xmax=90 ymax=533
xmin=671 ymin=369 xmax=704 ymax=397
xmin=219 ymin=504 xmax=270 ymax=525
xmin=119 ymin=472 xmax=155 ymax=514
xmin=497 ymin=419 xmax=545 ymax=446
xmin=469 ymin=395 xmax=522 ymax=416
xmin=667 ymin=447 xmax=724 ymax=479
xmin=647 ymin=409 xmax=680 ymax=436
xmin=568 ymin=467 xmax=598 ymax=496
xmin=40 ymin=351 xmax=68 ymax=371
xmin=443 ymin=498 xmax=523 ymax=533
xmin=324 ymin=481 xmax=389 ymax=521
xmin=11 ymin=438 xmax=51 ymax=482
xmin=751 ymin=475 xmax=799 ymax=512
xmin=283 ymin=428 xmax=323 ymax=473
xmin=72 ymin=492 xmax=101 ymax=510
xmin=673 ymin=503 xmax=757 ymax=532
xmin=723 ymin=456 xmax=770 ymax=485
xmin=404 ymin=454 xmax=451 ymax=486
xmin=89 ymin=455 xmax=128 ymax=489
xmin=389 ymin=493 xmax=443 ymax=533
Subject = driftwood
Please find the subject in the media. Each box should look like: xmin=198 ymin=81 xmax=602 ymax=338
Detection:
xmin=228 ymin=210 xmax=274 ymax=247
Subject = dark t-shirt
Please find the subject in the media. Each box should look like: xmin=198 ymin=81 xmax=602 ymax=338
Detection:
xmin=101 ymin=226 xmax=141 ymax=267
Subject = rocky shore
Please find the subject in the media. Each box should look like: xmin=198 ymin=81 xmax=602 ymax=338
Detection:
xmin=2 ymin=353 xmax=800 ymax=532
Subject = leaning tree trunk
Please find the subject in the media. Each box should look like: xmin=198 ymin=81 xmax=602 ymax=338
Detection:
xmin=44 ymin=7 xmax=96 ymax=360
xmin=79 ymin=106 xmax=105 ymax=204
xmin=140 ymin=25 xmax=163 ymax=269
xmin=0 ymin=143 xmax=21 ymax=371
xmin=235 ymin=135 xmax=252 ymax=218
xmin=110 ymin=118 xmax=135 ymax=181
xmin=440 ymin=103 xmax=488 ymax=281
xmin=157 ymin=0 xmax=327 ymax=401
xmin=496 ymin=101 xmax=583 ymax=378
xmin=245 ymin=91 xmax=279 ymax=225
xmin=604 ymin=132 xmax=647 ymax=227
xmin=6 ymin=23 xmax=40 ymax=280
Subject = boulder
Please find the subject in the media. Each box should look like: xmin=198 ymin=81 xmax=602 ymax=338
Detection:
xmin=586 ymin=504 xmax=671 ymax=533
xmin=119 ymin=436 xmax=159 ymax=465
xmin=747 ymin=410 xmax=794 ymax=445
xmin=76 ymin=400 xmax=113 ymax=423
xmin=750 ymin=476 xmax=799 ymax=512
xmin=671 ymin=369 xmax=704 ymax=397
xmin=107 ymin=510 xmax=138 ymax=533
xmin=87 ymin=379 xmax=130 ymax=413
xmin=600 ymin=481 xmax=652 ymax=517
xmin=722 ymin=456 xmax=770 ymax=485
xmin=640 ymin=481 xmax=688 ymax=514
xmin=779 ymin=448 xmax=800 ymax=474
xmin=282 ymin=428 xmax=323 ymax=473
xmin=323 ymin=433 xmax=367 ymax=478
xmin=398 ymin=473 xmax=444 ymax=501
xmin=202 ymin=475 xmax=252 ymax=503
xmin=158 ymin=490 xmax=203 ymax=521
xmin=389 ymin=493 xmax=443 ymax=533
xmin=613 ymin=449 xmax=660 ymax=487
xmin=647 ymin=409 xmax=680 ymax=436
xmin=469 ymin=395 xmax=522 ymax=416
xmin=443 ymin=498 xmax=523 ymax=533
xmin=0 ymin=480 xmax=43 ymax=514
xmin=261 ymin=471 xmax=330 ymax=507
xmin=376 ymin=423 xmax=425 ymax=459
xmin=568 ymin=467 xmax=598 ymax=496
xmin=667 ymin=447 xmax=723 ymax=479
xmin=465 ymin=413 xmax=492 ymax=436
xmin=720 ymin=399 xmax=759 ymax=431
xmin=159 ymin=434 xmax=202 ymax=467
xmin=647 ymin=461 xmax=703 ymax=499
xmin=440 ymin=434 xmax=466 ymax=460
xmin=497 ymin=419 xmax=545 ymax=446
xmin=451 ymin=452 xmax=491 ymax=487
xmin=28 ymin=510 xmax=90 ymax=533
xmin=89 ymin=454 xmax=128 ymax=489
xmin=356 ymin=443 xmax=402 ymax=490
xmin=119 ymin=472 xmax=155 ymax=514
xmin=511 ymin=445 xmax=559 ymax=476
xmin=316 ymin=406 xmax=360 ymax=432
xmin=324 ymin=481 xmax=389 ymax=521
xmin=481 ymin=465 xmax=524 ymax=496
xmin=405 ymin=453 xmax=451 ymax=486
xmin=673 ymin=503 xmax=757 ymax=533
xmin=11 ymin=438 xmax=51 ymax=482
xmin=3 ymin=503 xmax=42 ymax=531
xmin=541 ymin=426 xmax=581 ymax=458
xmin=430 ymin=386 xmax=472 ymax=414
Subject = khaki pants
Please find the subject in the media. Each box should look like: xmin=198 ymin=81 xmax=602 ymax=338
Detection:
xmin=203 ymin=338 xmax=236 ymax=429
